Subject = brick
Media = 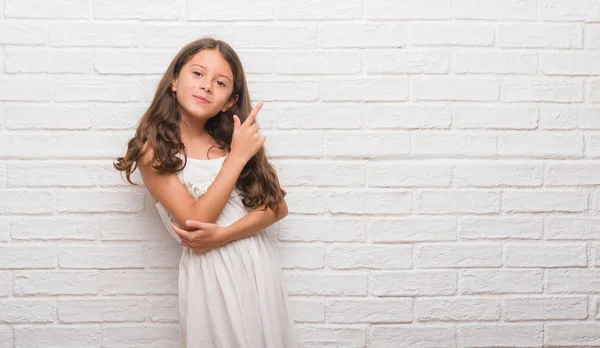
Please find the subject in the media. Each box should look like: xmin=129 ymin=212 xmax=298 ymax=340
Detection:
xmin=541 ymin=52 xmax=600 ymax=75
xmin=57 ymin=190 xmax=144 ymax=213
xmin=369 ymin=325 xmax=456 ymax=348
xmin=237 ymin=50 xmax=274 ymax=74
xmin=416 ymin=297 xmax=500 ymax=322
xmin=11 ymin=217 xmax=99 ymax=240
xmin=5 ymin=0 xmax=89 ymax=18
xmin=459 ymin=324 xmax=543 ymax=347
xmin=187 ymin=0 xmax=271 ymax=20
xmin=277 ymin=245 xmax=325 ymax=269
xmin=326 ymin=299 xmax=412 ymax=323
xmin=149 ymin=296 xmax=178 ymax=322
xmin=326 ymin=190 xmax=412 ymax=214
xmin=540 ymin=106 xmax=600 ymax=129
xmin=0 ymin=299 xmax=55 ymax=323
xmin=143 ymin=242 xmax=181 ymax=269
xmin=283 ymin=272 xmax=367 ymax=296
xmin=91 ymin=104 xmax=148 ymax=130
xmin=58 ymin=298 xmax=146 ymax=323
xmin=100 ymin=270 xmax=177 ymax=295
xmin=411 ymin=23 xmax=494 ymax=46
xmin=101 ymin=216 xmax=177 ymax=242
xmin=455 ymin=0 xmax=536 ymax=20
xmin=459 ymin=217 xmax=543 ymax=240
xmin=275 ymin=51 xmax=361 ymax=74
xmin=546 ymin=217 xmax=600 ymax=239
xmin=504 ymin=296 xmax=587 ymax=321
xmin=6 ymin=48 xmax=92 ymax=73
xmin=370 ymin=271 xmax=457 ymax=296
xmin=278 ymin=217 xmax=365 ymax=242
xmin=547 ymin=269 xmax=600 ymax=293
xmin=413 ymin=77 xmax=499 ymax=101
xmin=329 ymin=245 xmax=412 ymax=270
xmin=369 ymin=217 xmax=457 ymax=243
xmin=14 ymin=271 xmax=98 ymax=295
xmin=539 ymin=0 xmax=600 ymax=22
xmin=319 ymin=23 xmax=406 ymax=48
xmin=231 ymin=24 xmax=316 ymax=49
xmin=326 ymin=132 xmax=410 ymax=157
xmin=249 ymin=80 xmax=319 ymax=101
xmin=416 ymin=190 xmax=501 ymax=214
xmin=460 ymin=270 xmax=543 ymax=295
xmin=366 ymin=0 xmax=452 ymax=19
xmin=281 ymin=190 xmax=327 ymax=214
xmin=261 ymin=131 xmax=323 ymax=157
xmin=0 ymin=245 xmax=56 ymax=269
xmin=288 ymin=298 xmax=324 ymax=323
xmin=296 ymin=325 xmax=366 ymax=348
xmin=275 ymin=0 xmax=361 ymax=19
xmin=0 ymin=21 xmax=47 ymax=45
xmin=93 ymin=0 xmax=181 ymax=19
xmin=55 ymin=77 xmax=154 ymax=102
xmin=546 ymin=161 xmax=600 ymax=185
xmin=413 ymin=132 xmax=498 ymax=157
xmin=454 ymin=162 xmax=543 ymax=187
xmin=498 ymin=23 xmax=583 ymax=48
xmin=545 ymin=323 xmax=600 ymax=346
xmin=498 ymin=132 xmax=583 ymax=158
xmin=366 ymin=50 xmax=449 ymax=74
xmin=59 ymin=245 xmax=144 ymax=269
xmin=264 ymin=103 xmax=355 ymax=130
xmin=322 ymin=77 xmax=409 ymax=101
xmin=94 ymin=50 xmax=174 ymax=74
xmin=365 ymin=104 xmax=451 ymax=129
xmin=50 ymin=22 xmax=139 ymax=47
xmin=276 ymin=160 xmax=365 ymax=187
xmin=0 ymin=271 xmax=10 ymax=297
xmin=7 ymin=162 xmax=104 ymax=187
xmin=0 ymin=77 xmax=53 ymax=101
xmin=589 ymin=79 xmax=600 ymax=102
xmin=5 ymin=105 xmax=92 ymax=130
xmin=453 ymin=51 xmax=537 ymax=75
xmin=502 ymin=190 xmax=588 ymax=213
xmin=0 ymin=326 xmax=10 ymax=348
xmin=140 ymin=23 xmax=232 ymax=48
xmin=14 ymin=326 xmax=100 ymax=348
xmin=367 ymin=161 xmax=453 ymax=188
xmin=416 ymin=243 xmax=502 ymax=268
xmin=102 ymin=324 xmax=180 ymax=346
xmin=505 ymin=243 xmax=587 ymax=267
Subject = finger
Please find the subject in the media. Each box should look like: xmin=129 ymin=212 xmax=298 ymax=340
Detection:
xmin=232 ymin=115 xmax=241 ymax=130
xmin=171 ymin=223 xmax=193 ymax=242
xmin=244 ymin=102 xmax=263 ymax=127
xmin=184 ymin=220 xmax=212 ymax=230
xmin=248 ymin=122 xmax=259 ymax=133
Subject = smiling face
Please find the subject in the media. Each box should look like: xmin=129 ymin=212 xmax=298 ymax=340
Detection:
xmin=171 ymin=49 xmax=238 ymax=121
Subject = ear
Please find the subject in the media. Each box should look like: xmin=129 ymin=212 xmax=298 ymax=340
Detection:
xmin=221 ymin=94 xmax=239 ymax=112
xmin=171 ymin=78 xmax=177 ymax=92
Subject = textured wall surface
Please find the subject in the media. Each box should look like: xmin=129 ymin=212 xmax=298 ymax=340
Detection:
xmin=1 ymin=0 xmax=600 ymax=347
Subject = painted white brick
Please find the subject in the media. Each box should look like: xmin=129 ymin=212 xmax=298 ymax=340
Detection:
xmin=370 ymin=271 xmax=457 ymax=296
xmin=455 ymin=0 xmax=536 ymax=20
xmin=277 ymin=244 xmax=325 ymax=269
xmin=5 ymin=0 xmax=90 ymax=19
xmin=94 ymin=49 xmax=174 ymax=75
xmin=11 ymin=217 xmax=99 ymax=241
xmin=91 ymin=104 xmax=146 ymax=130
xmin=0 ymin=271 xmax=10 ymax=297
xmin=261 ymin=131 xmax=323 ymax=157
xmin=288 ymin=298 xmax=324 ymax=323
xmin=416 ymin=243 xmax=502 ymax=268
xmin=101 ymin=324 xmax=180 ymax=346
xmin=540 ymin=106 xmax=600 ymax=129
xmin=366 ymin=104 xmax=451 ymax=129
xmin=322 ymin=77 xmax=409 ymax=101
xmin=0 ymin=21 xmax=47 ymax=45
xmin=546 ymin=217 xmax=600 ymax=239
xmin=593 ymin=243 xmax=600 ymax=266
xmin=50 ymin=22 xmax=139 ymax=47
xmin=320 ymin=23 xmax=406 ymax=48
xmin=368 ymin=161 xmax=452 ymax=188
xmin=275 ymin=50 xmax=361 ymax=75
xmin=413 ymin=77 xmax=499 ymax=101
xmin=278 ymin=217 xmax=366 ymax=242
xmin=140 ymin=23 xmax=232 ymax=48
xmin=504 ymin=296 xmax=587 ymax=321
xmin=547 ymin=269 xmax=600 ymax=293
xmin=143 ymin=242 xmax=181 ymax=269
xmin=5 ymin=105 xmax=92 ymax=130
xmin=57 ymin=190 xmax=145 ymax=213
xmin=14 ymin=326 xmax=101 ymax=348
xmin=0 ymin=326 xmax=10 ymax=348
xmin=58 ymin=298 xmax=146 ymax=323
xmin=546 ymin=161 xmax=600 ymax=185
xmin=459 ymin=217 xmax=543 ymax=240
xmin=502 ymin=190 xmax=588 ymax=213
xmin=541 ymin=52 xmax=600 ymax=75
xmin=249 ymin=80 xmax=319 ymax=102
xmin=326 ymin=299 xmax=412 ymax=323
xmin=275 ymin=0 xmax=361 ymax=19
xmin=7 ymin=162 xmax=105 ymax=187
xmin=59 ymin=245 xmax=144 ymax=269
xmin=149 ymin=296 xmax=178 ymax=322
xmin=415 ymin=297 xmax=500 ymax=322
xmin=455 ymin=162 xmax=543 ymax=187
xmin=587 ymin=134 xmax=600 ymax=157
xmin=369 ymin=325 xmax=456 ymax=348
xmin=0 ymin=299 xmax=55 ymax=323
xmin=545 ymin=323 xmax=600 ymax=346
xmin=187 ymin=0 xmax=271 ymax=20
xmin=6 ymin=48 xmax=92 ymax=74
xmin=101 ymin=215 xmax=177 ymax=242
xmin=411 ymin=23 xmax=494 ymax=47
xmin=366 ymin=0 xmax=452 ymax=20
xmin=55 ymin=77 xmax=154 ymax=102
xmin=366 ymin=50 xmax=449 ymax=74
xmin=369 ymin=217 xmax=457 ymax=243
xmin=326 ymin=132 xmax=410 ymax=158
xmin=100 ymin=270 xmax=177 ymax=295
xmin=232 ymin=24 xmax=317 ymax=49
xmin=460 ymin=269 xmax=543 ymax=295
xmin=539 ymin=0 xmax=600 ymax=22
xmin=454 ymin=106 xmax=538 ymax=130
xmin=459 ymin=324 xmax=543 ymax=348
xmin=0 ymin=245 xmax=56 ymax=269
xmin=93 ymin=0 xmax=181 ymax=20
xmin=0 ymin=77 xmax=53 ymax=101
xmin=453 ymin=51 xmax=537 ymax=75
xmin=283 ymin=190 xmax=327 ymax=214
xmin=296 ymin=325 xmax=366 ymax=348
xmin=271 ymin=103 xmax=362 ymax=129
xmin=505 ymin=243 xmax=587 ymax=267
xmin=498 ymin=132 xmax=584 ymax=158
xmin=283 ymin=272 xmax=368 ymax=296
xmin=590 ymin=25 xmax=600 ymax=49
xmin=0 ymin=191 xmax=53 ymax=214
xmin=498 ymin=23 xmax=583 ymax=49
xmin=14 ymin=271 xmax=98 ymax=295
xmin=326 ymin=190 xmax=412 ymax=215
xmin=329 ymin=245 xmax=412 ymax=270
xmin=237 ymin=50 xmax=274 ymax=74
xmin=412 ymin=132 xmax=497 ymax=157
xmin=589 ymin=79 xmax=600 ymax=102
xmin=276 ymin=160 xmax=365 ymax=187
xmin=416 ymin=190 xmax=501 ymax=214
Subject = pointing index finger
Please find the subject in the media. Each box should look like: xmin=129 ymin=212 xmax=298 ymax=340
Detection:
xmin=244 ymin=101 xmax=263 ymax=126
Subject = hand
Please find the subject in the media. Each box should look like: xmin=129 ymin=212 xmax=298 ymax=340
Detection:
xmin=230 ymin=102 xmax=266 ymax=163
xmin=171 ymin=220 xmax=230 ymax=254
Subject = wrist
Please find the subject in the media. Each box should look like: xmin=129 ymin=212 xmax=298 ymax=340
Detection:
xmin=218 ymin=225 xmax=233 ymax=245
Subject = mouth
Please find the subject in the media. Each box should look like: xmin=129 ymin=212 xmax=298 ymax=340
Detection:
xmin=193 ymin=95 xmax=209 ymax=104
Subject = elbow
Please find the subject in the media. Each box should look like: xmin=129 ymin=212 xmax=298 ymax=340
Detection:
xmin=277 ymin=200 xmax=288 ymax=220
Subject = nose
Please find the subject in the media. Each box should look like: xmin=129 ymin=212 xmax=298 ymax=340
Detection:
xmin=200 ymin=81 xmax=211 ymax=93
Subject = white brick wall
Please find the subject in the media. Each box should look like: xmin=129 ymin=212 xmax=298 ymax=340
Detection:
xmin=1 ymin=0 xmax=600 ymax=347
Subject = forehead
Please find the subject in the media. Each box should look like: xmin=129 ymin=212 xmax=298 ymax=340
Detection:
xmin=186 ymin=49 xmax=233 ymax=78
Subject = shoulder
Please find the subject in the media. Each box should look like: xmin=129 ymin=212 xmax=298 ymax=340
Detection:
xmin=139 ymin=141 xmax=157 ymax=168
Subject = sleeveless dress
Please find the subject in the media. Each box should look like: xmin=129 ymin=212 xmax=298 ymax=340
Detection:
xmin=154 ymin=154 xmax=298 ymax=348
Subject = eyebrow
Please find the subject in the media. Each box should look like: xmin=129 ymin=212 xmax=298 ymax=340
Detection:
xmin=190 ymin=64 xmax=232 ymax=83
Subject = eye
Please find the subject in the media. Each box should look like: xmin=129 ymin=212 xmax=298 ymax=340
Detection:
xmin=216 ymin=81 xmax=226 ymax=87
xmin=193 ymin=71 xmax=203 ymax=77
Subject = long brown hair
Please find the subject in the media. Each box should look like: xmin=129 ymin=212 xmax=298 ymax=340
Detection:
xmin=114 ymin=37 xmax=285 ymax=212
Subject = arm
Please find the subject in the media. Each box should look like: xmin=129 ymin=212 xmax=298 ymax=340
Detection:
xmin=223 ymin=200 xmax=289 ymax=243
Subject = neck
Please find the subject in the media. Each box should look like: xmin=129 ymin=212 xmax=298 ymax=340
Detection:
xmin=179 ymin=111 xmax=210 ymax=145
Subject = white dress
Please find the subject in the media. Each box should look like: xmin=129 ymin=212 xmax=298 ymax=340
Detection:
xmin=155 ymin=154 xmax=298 ymax=348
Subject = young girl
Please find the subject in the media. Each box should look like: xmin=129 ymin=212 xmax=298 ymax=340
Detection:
xmin=114 ymin=37 xmax=298 ymax=347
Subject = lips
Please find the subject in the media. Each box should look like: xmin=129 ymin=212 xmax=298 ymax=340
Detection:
xmin=193 ymin=95 xmax=209 ymax=104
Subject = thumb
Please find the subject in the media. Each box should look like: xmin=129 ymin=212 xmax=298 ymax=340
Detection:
xmin=185 ymin=220 xmax=209 ymax=230
xmin=232 ymin=115 xmax=240 ymax=130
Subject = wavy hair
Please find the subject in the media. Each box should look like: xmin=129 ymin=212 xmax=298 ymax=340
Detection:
xmin=113 ymin=37 xmax=285 ymax=212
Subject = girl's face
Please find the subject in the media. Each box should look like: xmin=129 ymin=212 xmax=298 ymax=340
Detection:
xmin=171 ymin=49 xmax=237 ymax=121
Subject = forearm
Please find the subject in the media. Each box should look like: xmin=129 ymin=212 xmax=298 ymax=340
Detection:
xmin=223 ymin=205 xmax=286 ymax=243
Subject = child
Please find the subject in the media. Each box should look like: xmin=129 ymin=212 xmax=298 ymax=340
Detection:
xmin=114 ymin=37 xmax=298 ymax=348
